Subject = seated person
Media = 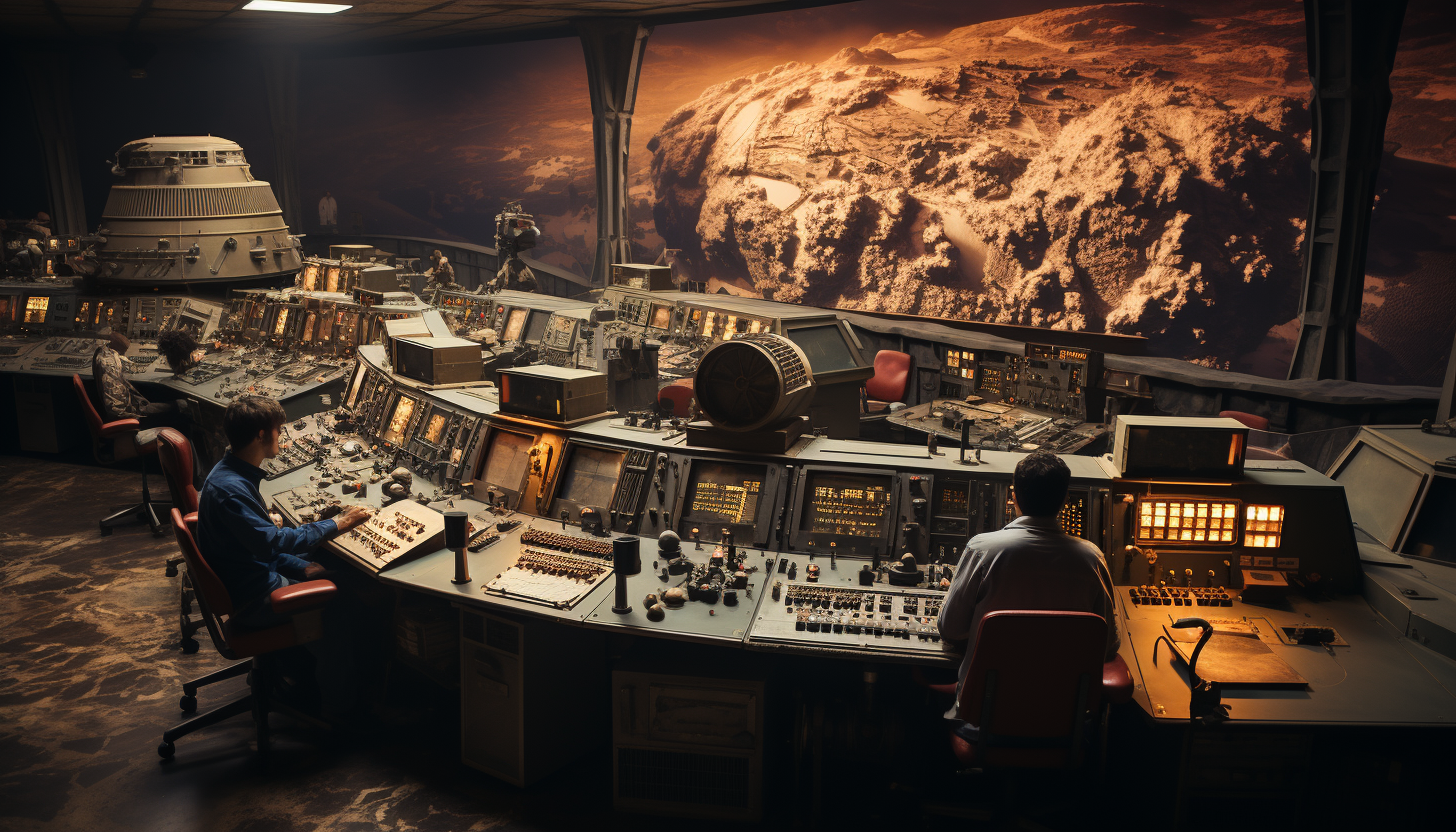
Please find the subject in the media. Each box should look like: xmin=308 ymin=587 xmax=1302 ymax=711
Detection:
xmin=91 ymin=331 xmax=191 ymax=432
xmin=156 ymin=329 xmax=204 ymax=377
xmin=198 ymin=395 xmax=371 ymax=629
xmin=936 ymin=451 xmax=1119 ymax=723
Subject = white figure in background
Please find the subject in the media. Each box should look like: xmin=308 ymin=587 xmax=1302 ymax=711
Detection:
xmin=318 ymin=191 xmax=338 ymax=233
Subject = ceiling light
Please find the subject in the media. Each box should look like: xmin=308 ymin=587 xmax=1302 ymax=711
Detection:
xmin=243 ymin=1 xmax=352 ymax=13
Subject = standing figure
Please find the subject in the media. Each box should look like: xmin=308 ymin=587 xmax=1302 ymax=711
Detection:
xmin=318 ymin=192 xmax=338 ymax=234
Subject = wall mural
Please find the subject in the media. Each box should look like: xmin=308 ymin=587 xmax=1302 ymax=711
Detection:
xmin=285 ymin=0 xmax=1452 ymax=386
xmin=634 ymin=0 xmax=1313 ymax=377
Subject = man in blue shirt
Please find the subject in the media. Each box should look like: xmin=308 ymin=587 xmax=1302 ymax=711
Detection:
xmin=199 ymin=395 xmax=371 ymax=628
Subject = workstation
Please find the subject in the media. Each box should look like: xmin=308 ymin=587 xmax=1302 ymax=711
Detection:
xmin=4 ymin=1 xmax=1456 ymax=831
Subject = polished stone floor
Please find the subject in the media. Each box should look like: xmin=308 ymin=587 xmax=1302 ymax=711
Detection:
xmin=0 ymin=455 xmax=628 ymax=832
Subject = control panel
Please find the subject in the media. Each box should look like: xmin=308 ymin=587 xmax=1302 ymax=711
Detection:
xmin=750 ymin=581 xmax=948 ymax=654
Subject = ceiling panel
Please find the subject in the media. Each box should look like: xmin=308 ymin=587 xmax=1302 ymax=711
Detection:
xmin=4 ymin=1 xmax=848 ymax=53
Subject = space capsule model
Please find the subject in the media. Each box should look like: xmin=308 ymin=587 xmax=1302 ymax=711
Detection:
xmin=93 ymin=136 xmax=302 ymax=284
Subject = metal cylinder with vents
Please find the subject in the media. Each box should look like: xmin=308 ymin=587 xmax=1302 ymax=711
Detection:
xmin=93 ymin=136 xmax=302 ymax=285
xmin=694 ymin=333 xmax=816 ymax=432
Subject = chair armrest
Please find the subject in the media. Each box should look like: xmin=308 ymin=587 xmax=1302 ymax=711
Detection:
xmin=910 ymin=665 xmax=959 ymax=696
xmin=98 ymin=418 xmax=141 ymax=438
xmin=183 ymin=512 xmax=198 ymax=536
xmin=1102 ymin=654 xmax=1134 ymax=704
xmin=270 ymin=580 xmax=337 ymax=615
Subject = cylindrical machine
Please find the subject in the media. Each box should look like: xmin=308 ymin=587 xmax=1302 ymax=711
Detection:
xmin=611 ymin=536 xmax=640 ymax=614
xmin=694 ymin=333 xmax=816 ymax=432
xmin=94 ymin=136 xmax=302 ymax=285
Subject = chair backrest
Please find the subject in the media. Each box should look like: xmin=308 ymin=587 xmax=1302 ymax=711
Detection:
xmin=170 ymin=507 xmax=234 ymax=619
xmin=957 ymin=610 xmax=1108 ymax=768
xmin=658 ymin=383 xmax=695 ymax=418
xmin=1218 ymin=410 xmax=1270 ymax=431
xmin=156 ymin=428 xmax=200 ymax=514
xmin=71 ymin=373 xmax=105 ymax=440
xmin=865 ymin=350 xmax=911 ymax=402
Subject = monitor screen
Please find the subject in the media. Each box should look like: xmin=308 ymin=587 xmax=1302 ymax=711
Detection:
xmin=344 ymin=363 xmax=368 ymax=409
xmin=683 ymin=462 xmax=765 ymax=525
xmin=324 ymin=265 xmax=341 ymax=293
xmin=479 ymin=429 xmax=533 ymax=489
xmin=503 ymin=308 xmax=528 ymax=341
xmin=557 ymin=445 xmax=625 ymax=509
xmin=800 ymin=471 xmax=892 ymax=537
xmin=524 ymin=310 xmax=551 ymax=344
xmin=301 ymin=262 xmax=320 ymax=291
xmin=1334 ymin=442 xmax=1425 ymax=548
xmin=649 ymin=305 xmax=672 ymax=330
xmin=382 ymin=395 xmax=417 ymax=444
xmin=1403 ymin=476 xmax=1456 ymax=563
xmin=421 ymin=409 xmax=449 ymax=445
xmin=933 ymin=479 xmax=969 ymax=518
xmin=786 ymin=324 xmax=858 ymax=373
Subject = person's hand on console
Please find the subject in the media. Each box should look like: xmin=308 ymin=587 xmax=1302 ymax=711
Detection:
xmin=333 ymin=505 xmax=373 ymax=533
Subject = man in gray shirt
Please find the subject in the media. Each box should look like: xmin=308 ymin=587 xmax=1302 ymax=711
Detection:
xmin=936 ymin=452 xmax=1119 ymax=720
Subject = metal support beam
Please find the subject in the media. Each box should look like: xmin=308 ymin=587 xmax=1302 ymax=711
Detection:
xmin=575 ymin=18 xmax=652 ymax=289
xmin=21 ymin=56 xmax=87 ymax=235
xmin=261 ymin=48 xmax=303 ymax=232
xmin=1288 ymin=0 xmax=1407 ymax=381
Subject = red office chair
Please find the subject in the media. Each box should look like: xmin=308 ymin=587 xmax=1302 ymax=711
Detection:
xmin=657 ymin=379 xmax=695 ymax=419
xmin=156 ymin=428 xmax=204 ymax=653
xmin=862 ymin=350 xmax=911 ymax=414
xmin=1218 ymin=410 xmax=1270 ymax=431
xmin=71 ymin=373 xmax=170 ymax=537
xmin=158 ymin=507 xmax=337 ymax=760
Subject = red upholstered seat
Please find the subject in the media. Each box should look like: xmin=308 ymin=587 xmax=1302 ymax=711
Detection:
xmin=865 ymin=350 xmax=911 ymax=404
xmin=72 ymin=373 xmax=150 ymax=458
xmin=658 ymin=380 xmax=695 ymax=418
xmin=949 ymin=610 xmax=1110 ymax=769
xmin=159 ymin=508 xmax=337 ymax=760
xmin=1218 ymin=410 xmax=1270 ymax=431
xmin=156 ymin=428 xmax=200 ymax=515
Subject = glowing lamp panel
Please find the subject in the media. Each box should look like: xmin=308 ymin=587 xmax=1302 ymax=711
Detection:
xmin=1244 ymin=505 xmax=1284 ymax=548
xmin=1137 ymin=499 xmax=1239 ymax=544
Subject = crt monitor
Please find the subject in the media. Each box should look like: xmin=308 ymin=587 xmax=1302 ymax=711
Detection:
xmin=648 ymin=304 xmax=672 ymax=330
xmin=503 ymin=308 xmax=528 ymax=342
xmin=473 ymin=428 xmax=535 ymax=509
xmin=551 ymin=443 xmax=626 ymax=523
xmin=677 ymin=460 xmax=767 ymax=543
xmin=524 ymin=310 xmax=551 ymax=344
xmin=1332 ymin=440 xmax=1426 ymax=549
xmin=792 ymin=467 xmax=895 ymax=556
xmin=418 ymin=406 xmax=450 ymax=447
xmin=381 ymin=394 xmax=417 ymax=445
xmin=344 ymin=362 xmax=368 ymax=409
xmin=785 ymin=323 xmax=860 ymax=374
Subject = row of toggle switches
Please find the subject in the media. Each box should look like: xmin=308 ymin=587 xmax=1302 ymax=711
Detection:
xmin=1128 ymin=586 xmax=1235 ymax=607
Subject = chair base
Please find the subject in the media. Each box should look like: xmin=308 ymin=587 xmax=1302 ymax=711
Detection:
xmin=100 ymin=498 xmax=173 ymax=537
xmin=160 ymin=654 xmax=332 ymax=761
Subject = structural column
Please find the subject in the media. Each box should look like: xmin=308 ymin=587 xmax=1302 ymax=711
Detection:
xmin=576 ymin=18 xmax=652 ymax=288
xmin=261 ymin=48 xmax=304 ymax=233
xmin=22 ymin=55 xmax=87 ymax=235
xmin=1287 ymin=0 xmax=1407 ymax=381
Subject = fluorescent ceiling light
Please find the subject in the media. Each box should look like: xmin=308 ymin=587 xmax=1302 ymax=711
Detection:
xmin=243 ymin=1 xmax=352 ymax=13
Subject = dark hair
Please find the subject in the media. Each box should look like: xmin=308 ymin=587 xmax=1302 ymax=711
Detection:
xmin=157 ymin=329 xmax=199 ymax=374
xmin=224 ymin=396 xmax=286 ymax=451
xmin=106 ymin=331 xmax=129 ymax=353
xmin=1012 ymin=451 xmax=1071 ymax=517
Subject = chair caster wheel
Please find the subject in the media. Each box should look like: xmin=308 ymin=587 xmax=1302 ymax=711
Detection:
xmin=180 ymin=695 xmax=197 ymax=713
xmin=100 ymin=525 xmax=112 ymax=537
xmin=158 ymin=742 xmax=175 ymax=760
xmin=181 ymin=639 xmax=199 ymax=655
xmin=165 ymin=564 xmax=178 ymax=577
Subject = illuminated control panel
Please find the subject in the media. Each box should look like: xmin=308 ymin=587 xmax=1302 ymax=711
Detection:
xmin=1136 ymin=498 xmax=1240 ymax=545
xmin=748 ymin=583 xmax=948 ymax=654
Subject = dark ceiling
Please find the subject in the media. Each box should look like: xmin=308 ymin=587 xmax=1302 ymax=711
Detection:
xmin=4 ymin=0 xmax=849 ymax=54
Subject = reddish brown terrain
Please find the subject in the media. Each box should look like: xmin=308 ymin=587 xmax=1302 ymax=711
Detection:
xmin=647 ymin=2 xmax=1313 ymax=371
